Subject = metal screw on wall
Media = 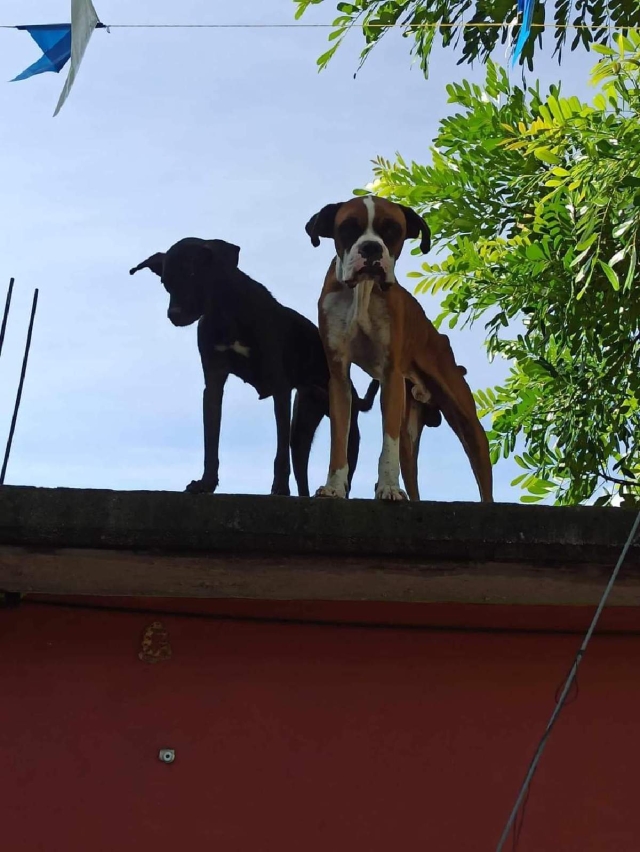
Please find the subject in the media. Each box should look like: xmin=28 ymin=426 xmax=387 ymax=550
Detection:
xmin=158 ymin=749 xmax=175 ymax=764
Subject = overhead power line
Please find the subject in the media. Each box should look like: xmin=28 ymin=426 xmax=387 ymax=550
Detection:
xmin=0 ymin=21 xmax=631 ymax=31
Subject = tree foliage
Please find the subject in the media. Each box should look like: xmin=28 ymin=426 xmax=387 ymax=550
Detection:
xmin=294 ymin=0 xmax=640 ymax=73
xmin=355 ymin=33 xmax=640 ymax=505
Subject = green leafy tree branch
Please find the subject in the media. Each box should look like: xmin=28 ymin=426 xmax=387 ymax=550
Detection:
xmin=294 ymin=0 xmax=640 ymax=73
xmin=358 ymin=34 xmax=640 ymax=504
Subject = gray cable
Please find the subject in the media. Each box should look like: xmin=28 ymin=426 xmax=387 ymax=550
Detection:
xmin=0 ymin=22 xmax=622 ymax=30
xmin=495 ymin=506 xmax=640 ymax=851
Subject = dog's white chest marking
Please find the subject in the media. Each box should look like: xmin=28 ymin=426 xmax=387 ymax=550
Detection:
xmin=322 ymin=280 xmax=390 ymax=380
xmin=214 ymin=341 xmax=251 ymax=357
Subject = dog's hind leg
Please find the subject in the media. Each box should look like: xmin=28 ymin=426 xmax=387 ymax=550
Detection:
xmin=414 ymin=334 xmax=493 ymax=502
xmin=186 ymin=369 xmax=228 ymax=494
xmin=291 ymin=387 xmax=325 ymax=497
xmin=344 ymin=380 xmax=379 ymax=496
xmin=271 ymin=389 xmax=292 ymax=496
xmin=346 ymin=394 xmax=361 ymax=498
xmin=399 ymin=394 xmax=423 ymax=501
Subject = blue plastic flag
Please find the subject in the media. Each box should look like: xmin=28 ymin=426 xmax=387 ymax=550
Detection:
xmin=12 ymin=25 xmax=72 ymax=82
xmin=511 ymin=0 xmax=535 ymax=65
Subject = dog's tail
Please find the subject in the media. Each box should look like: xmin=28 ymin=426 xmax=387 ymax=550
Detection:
xmin=355 ymin=380 xmax=380 ymax=412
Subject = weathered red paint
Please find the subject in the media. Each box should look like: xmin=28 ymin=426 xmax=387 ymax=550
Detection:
xmin=1 ymin=599 xmax=639 ymax=851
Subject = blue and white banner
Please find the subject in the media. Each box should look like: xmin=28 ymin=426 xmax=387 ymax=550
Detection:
xmin=11 ymin=0 xmax=103 ymax=115
xmin=12 ymin=24 xmax=72 ymax=82
xmin=54 ymin=0 xmax=101 ymax=116
xmin=511 ymin=0 xmax=536 ymax=65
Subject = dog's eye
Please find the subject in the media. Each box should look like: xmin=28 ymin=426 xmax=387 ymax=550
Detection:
xmin=380 ymin=220 xmax=401 ymax=240
xmin=338 ymin=218 xmax=362 ymax=243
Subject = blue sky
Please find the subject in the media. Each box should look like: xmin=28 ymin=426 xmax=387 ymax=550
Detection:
xmin=0 ymin=1 xmax=595 ymax=501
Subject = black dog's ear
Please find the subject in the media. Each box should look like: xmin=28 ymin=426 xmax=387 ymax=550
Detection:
xmin=204 ymin=239 xmax=240 ymax=270
xmin=305 ymin=203 xmax=342 ymax=247
xmin=399 ymin=205 xmax=431 ymax=254
xmin=129 ymin=252 xmax=166 ymax=277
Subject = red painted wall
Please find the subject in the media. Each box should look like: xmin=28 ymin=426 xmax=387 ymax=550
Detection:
xmin=1 ymin=599 xmax=639 ymax=851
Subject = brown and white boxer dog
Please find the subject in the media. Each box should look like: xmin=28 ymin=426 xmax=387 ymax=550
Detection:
xmin=305 ymin=195 xmax=493 ymax=502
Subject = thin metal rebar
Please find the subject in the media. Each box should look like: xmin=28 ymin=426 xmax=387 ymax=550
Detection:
xmin=0 ymin=277 xmax=15 ymax=363
xmin=1 ymin=288 xmax=39 ymax=485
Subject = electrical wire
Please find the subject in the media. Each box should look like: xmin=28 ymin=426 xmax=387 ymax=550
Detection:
xmin=494 ymin=506 xmax=640 ymax=852
xmin=0 ymin=22 xmax=628 ymax=31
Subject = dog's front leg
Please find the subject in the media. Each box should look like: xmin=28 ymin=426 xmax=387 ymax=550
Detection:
xmin=376 ymin=368 xmax=408 ymax=501
xmin=271 ymin=389 xmax=292 ymax=496
xmin=316 ymin=360 xmax=352 ymax=498
xmin=186 ymin=369 xmax=228 ymax=494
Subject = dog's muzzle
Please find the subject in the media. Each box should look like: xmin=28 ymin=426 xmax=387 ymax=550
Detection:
xmin=168 ymin=307 xmax=199 ymax=327
xmin=359 ymin=241 xmax=384 ymax=262
xmin=342 ymin=237 xmax=394 ymax=288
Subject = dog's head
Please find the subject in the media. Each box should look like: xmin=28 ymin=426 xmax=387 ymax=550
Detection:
xmin=129 ymin=237 xmax=240 ymax=326
xmin=305 ymin=196 xmax=430 ymax=290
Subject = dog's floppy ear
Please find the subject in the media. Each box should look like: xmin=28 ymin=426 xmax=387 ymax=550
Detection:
xmin=204 ymin=239 xmax=240 ymax=270
xmin=399 ymin=205 xmax=431 ymax=254
xmin=129 ymin=252 xmax=166 ymax=277
xmin=305 ymin=203 xmax=342 ymax=247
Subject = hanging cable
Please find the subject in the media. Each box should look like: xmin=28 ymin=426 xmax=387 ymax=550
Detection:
xmin=494 ymin=507 xmax=640 ymax=852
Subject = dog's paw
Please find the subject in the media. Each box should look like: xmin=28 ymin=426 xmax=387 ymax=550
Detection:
xmin=375 ymin=484 xmax=408 ymax=502
xmin=315 ymin=485 xmax=346 ymax=499
xmin=185 ymin=478 xmax=218 ymax=494
xmin=271 ymin=483 xmax=291 ymax=497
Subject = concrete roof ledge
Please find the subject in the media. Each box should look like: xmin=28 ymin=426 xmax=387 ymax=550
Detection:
xmin=1 ymin=485 xmax=639 ymax=606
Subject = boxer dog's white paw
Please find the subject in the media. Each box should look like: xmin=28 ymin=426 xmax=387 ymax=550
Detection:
xmin=315 ymin=485 xmax=346 ymax=499
xmin=316 ymin=467 xmax=348 ymax=499
xmin=375 ymin=484 xmax=408 ymax=501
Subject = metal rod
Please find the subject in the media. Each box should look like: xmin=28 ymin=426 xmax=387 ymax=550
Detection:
xmin=0 ymin=277 xmax=15 ymax=362
xmin=1 ymin=289 xmax=39 ymax=485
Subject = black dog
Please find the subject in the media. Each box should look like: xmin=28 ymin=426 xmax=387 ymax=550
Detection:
xmin=130 ymin=237 xmax=378 ymax=496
